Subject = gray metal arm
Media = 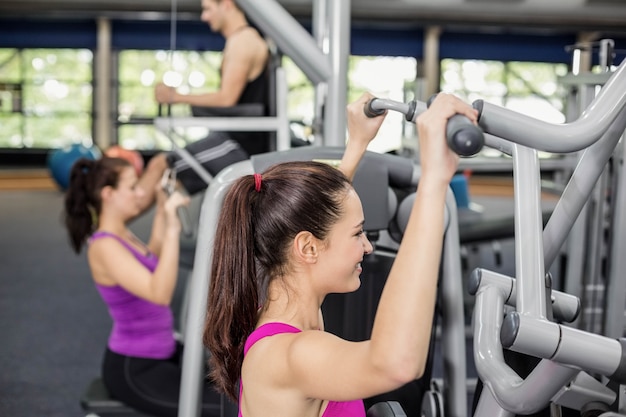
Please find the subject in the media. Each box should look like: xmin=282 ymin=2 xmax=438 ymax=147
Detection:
xmin=236 ymin=0 xmax=331 ymax=85
xmin=477 ymin=58 xmax=626 ymax=153
xmin=543 ymin=109 xmax=626 ymax=268
xmin=177 ymin=160 xmax=254 ymax=417
xmin=472 ymin=59 xmax=626 ymax=416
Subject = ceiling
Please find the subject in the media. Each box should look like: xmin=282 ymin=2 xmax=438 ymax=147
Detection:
xmin=1 ymin=0 xmax=626 ymax=34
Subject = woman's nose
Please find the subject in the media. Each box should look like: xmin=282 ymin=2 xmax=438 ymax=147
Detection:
xmin=362 ymin=234 xmax=373 ymax=254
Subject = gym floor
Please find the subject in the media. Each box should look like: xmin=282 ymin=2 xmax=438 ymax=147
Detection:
xmin=1 ymin=189 xmax=107 ymax=416
xmin=0 ymin=187 xmax=157 ymax=417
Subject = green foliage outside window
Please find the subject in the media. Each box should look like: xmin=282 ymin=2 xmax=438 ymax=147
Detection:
xmin=0 ymin=46 xmax=572 ymax=156
xmin=117 ymin=49 xmax=222 ymax=150
xmin=440 ymin=59 xmax=569 ymax=159
xmin=441 ymin=59 xmax=568 ymax=123
xmin=0 ymin=48 xmax=93 ymax=149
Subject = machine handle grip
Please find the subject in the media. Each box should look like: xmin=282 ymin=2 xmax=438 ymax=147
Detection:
xmin=364 ymin=96 xmax=484 ymax=157
xmin=161 ymin=168 xmax=193 ymax=238
xmin=363 ymin=99 xmax=386 ymax=118
xmin=427 ymin=94 xmax=484 ymax=157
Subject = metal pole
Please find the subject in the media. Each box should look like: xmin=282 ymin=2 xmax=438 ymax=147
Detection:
xmin=604 ymin=134 xmax=626 ymax=338
xmin=236 ymin=0 xmax=331 ymax=85
xmin=440 ymin=190 xmax=467 ymax=417
xmin=177 ymin=161 xmax=254 ymax=417
xmin=323 ymin=0 xmax=350 ymax=147
xmin=513 ymin=144 xmax=547 ymax=318
xmin=95 ymin=17 xmax=111 ymax=149
xmin=312 ymin=0 xmax=329 ymax=146
xmin=423 ymin=26 xmax=442 ymax=101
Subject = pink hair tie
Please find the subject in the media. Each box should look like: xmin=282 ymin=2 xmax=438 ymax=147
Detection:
xmin=254 ymin=173 xmax=262 ymax=192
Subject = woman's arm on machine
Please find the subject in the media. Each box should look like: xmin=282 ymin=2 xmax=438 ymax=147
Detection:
xmin=146 ymin=183 xmax=168 ymax=255
xmin=339 ymin=92 xmax=387 ymax=181
xmin=367 ymin=93 xmax=476 ymax=379
xmin=280 ymin=94 xmax=478 ymax=402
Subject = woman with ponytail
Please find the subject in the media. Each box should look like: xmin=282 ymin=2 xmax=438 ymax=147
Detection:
xmin=64 ymin=156 xmax=226 ymax=417
xmin=204 ymin=92 xmax=479 ymax=417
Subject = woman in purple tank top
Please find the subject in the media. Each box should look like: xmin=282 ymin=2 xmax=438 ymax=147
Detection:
xmin=64 ymin=155 xmax=230 ymax=417
xmin=203 ymin=92 xmax=479 ymax=417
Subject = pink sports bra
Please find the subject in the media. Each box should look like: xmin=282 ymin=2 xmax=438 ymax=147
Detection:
xmin=239 ymin=322 xmax=366 ymax=417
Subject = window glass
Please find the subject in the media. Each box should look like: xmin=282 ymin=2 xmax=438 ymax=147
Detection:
xmin=118 ymin=124 xmax=177 ymax=151
xmin=279 ymin=55 xmax=417 ymax=153
xmin=0 ymin=50 xmax=21 ymax=82
xmin=23 ymin=115 xmax=91 ymax=148
xmin=0 ymin=48 xmax=93 ymax=149
xmin=0 ymin=114 xmax=22 ymax=148
xmin=22 ymin=49 xmax=93 ymax=81
xmin=118 ymin=49 xmax=222 ymax=150
xmin=119 ymin=51 xmax=417 ymax=153
xmin=440 ymin=59 xmax=569 ymax=158
xmin=348 ymin=55 xmax=417 ymax=154
xmin=282 ymin=56 xmax=314 ymax=126
xmin=441 ymin=59 xmax=568 ymax=123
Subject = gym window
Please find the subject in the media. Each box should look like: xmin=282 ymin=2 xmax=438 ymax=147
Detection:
xmin=441 ymin=59 xmax=569 ymax=123
xmin=117 ymin=49 xmax=222 ymax=151
xmin=0 ymin=48 xmax=93 ymax=150
xmin=440 ymin=59 xmax=569 ymax=159
xmin=348 ymin=55 xmax=418 ymax=154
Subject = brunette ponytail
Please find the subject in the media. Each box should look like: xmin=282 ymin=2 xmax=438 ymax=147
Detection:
xmin=63 ymin=156 xmax=130 ymax=253
xmin=204 ymin=161 xmax=352 ymax=401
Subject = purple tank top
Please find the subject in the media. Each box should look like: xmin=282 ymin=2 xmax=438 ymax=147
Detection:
xmin=89 ymin=231 xmax=176 ymax=359
xmin=239 ymin=322 xmax=366 ymax=417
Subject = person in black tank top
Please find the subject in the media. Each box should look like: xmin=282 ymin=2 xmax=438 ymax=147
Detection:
xmin=237 ymin=60 xmax=270 ymax=106
xmin=224 ymin=59 xmax=272 ymax=158
xmin=175 ymin=54 xmax=271 ymax=194
xmin=135 ymin=0 xmax=273 ymax=205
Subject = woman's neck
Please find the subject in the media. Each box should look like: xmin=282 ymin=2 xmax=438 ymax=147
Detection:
xmin=260 ymin=280 xmax=323 ymax=331
xmin=96 ymin=215 xmax=128 ymax=237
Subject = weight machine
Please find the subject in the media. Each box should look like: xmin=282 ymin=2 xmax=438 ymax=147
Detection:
xmin=366 ymin=54 xmax=626 ymax=416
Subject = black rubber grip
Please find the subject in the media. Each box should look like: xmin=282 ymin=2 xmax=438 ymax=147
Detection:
xmin=446 ymin=114 xmax=485 ymax=157
xmin=364 ymin=99 xmax=386 ymax=118
xmin=405 ymin=100 xmax=417 ymax=122
xmin=467 ymin=268 xmax=482 ymax=296
xmin=428 ymin=94 xmax=485 ymax=157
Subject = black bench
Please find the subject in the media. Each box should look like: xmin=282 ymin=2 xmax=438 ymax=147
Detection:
xmin=80 ymin=377 xmax=153 ymax=417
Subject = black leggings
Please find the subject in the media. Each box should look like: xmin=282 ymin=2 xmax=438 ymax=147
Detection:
xmin=166 ymin=130 xmax=272 ymax=196
xmin=167 ymin=131 xmax=249 ymax=195
xmin=102 ymin=344 xmax=236 ymax=417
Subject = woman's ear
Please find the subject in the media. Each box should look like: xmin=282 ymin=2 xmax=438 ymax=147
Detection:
xmin=100 ymin=185 xmax=113 ymax=202
xmin=223 ymin=0 xmax=236 ymax=12
xmin=293 ymin=231 xmax=318 ymax=264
